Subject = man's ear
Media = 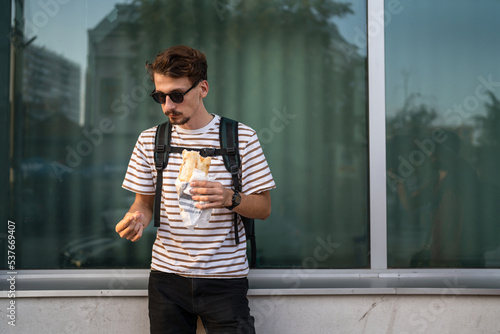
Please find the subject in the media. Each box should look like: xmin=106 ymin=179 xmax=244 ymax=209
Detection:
xmin=200 ymin=80 xmax=209 ymax=98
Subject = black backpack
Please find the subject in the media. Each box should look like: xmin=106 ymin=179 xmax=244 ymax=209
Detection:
xmin=153 ymin=117 xmax=256 ymax=267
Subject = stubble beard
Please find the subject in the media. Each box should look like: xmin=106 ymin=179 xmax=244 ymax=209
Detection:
xmin=166 ymin=111 xmax=190 ymax=126
xmin=170 ymin=116 xmax=190 ymax=126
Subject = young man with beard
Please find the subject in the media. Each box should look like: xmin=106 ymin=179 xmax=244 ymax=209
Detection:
xmin=115 ymin=45 xmax=275 ymax=334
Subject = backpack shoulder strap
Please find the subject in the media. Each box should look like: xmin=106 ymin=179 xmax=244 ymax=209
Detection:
xmin=153 ymin=121 xmax=171 ymax=227
xmin=219 ymin=117 xmax=257 ymax=267
xmin=219 ymin=117 xmax=240 ymax=189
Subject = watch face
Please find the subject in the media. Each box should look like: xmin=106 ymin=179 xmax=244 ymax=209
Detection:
xmin=234 ymin=193 xmax=241 ymax=205
xmin=226 ymin=190 xmax=241 ymax=210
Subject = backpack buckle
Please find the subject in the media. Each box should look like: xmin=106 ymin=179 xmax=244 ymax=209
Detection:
xmin=200 ymin=148 xmax=216 ymax=157
xmin=230 ymin=165 xmax=239 ymax=175
xmin=155 ymin=144 xmax=165 ymax=153
xmin=155 ymin=160 xmax=164 ymax=170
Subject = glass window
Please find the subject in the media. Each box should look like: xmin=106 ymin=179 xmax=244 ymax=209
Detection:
xmin=4 ymin=0 xmax=368 ymax=269
xmin=386 ymin=0 xmax=500 ymax=268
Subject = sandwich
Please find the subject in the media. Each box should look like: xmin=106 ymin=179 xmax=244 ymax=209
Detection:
xmin=178 ymin=150 xmax=211 ymax=182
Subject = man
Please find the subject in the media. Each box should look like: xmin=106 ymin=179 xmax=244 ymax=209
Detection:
xmin=115 ymin=45 xmax=275 ymax=334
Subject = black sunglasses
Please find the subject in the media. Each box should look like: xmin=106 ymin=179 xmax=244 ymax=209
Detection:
xmin=150 ymin=79 xmax=202 ymax=104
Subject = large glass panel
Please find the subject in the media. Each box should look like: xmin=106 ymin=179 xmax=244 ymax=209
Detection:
xmin=386 ymin=0 xmax=500 ymax=268
xmin=5 ymin=0 xmax=368 ymax=269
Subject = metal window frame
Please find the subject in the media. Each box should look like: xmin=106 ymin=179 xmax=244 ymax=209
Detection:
xmin=0 ymin=0 xmax=12 ymax=239
xmin=368 ymin=0 xmax=388 ymax=270
xmin=2 ymin=268 xmax=500 ymax=297
xmin=2 ymin=0 xmax=500 ymax=298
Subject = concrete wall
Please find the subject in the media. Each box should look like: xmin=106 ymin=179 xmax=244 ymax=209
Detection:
xmin=2 ymin=295 xmax=500 ymax=334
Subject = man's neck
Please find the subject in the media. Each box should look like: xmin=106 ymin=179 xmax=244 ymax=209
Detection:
xmin=179 ymin=109 xmax=213 ymax=130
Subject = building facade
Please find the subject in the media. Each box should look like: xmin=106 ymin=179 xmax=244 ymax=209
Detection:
xmin=1 ymin=0 xmax=500 ymax=333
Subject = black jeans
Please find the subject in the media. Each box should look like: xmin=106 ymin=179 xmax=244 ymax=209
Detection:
xmin=148 ymin=271 xmax=256 ymax=334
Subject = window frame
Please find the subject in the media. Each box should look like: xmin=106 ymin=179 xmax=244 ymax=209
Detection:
xmin=2 ymin=0 xmax=500 ymax=297
xmin=0 ymin=0 xmax=11 ymax=239
xmin=368 ymin=0 xmax=388 ymax=271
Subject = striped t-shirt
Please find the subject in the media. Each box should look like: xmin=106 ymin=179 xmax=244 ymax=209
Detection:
xmin=122 ymin=114 xmax=276 ymax=278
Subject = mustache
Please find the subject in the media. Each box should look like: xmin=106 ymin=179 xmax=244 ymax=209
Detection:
xmin=166 ymin=110 xmax=182 ymax=116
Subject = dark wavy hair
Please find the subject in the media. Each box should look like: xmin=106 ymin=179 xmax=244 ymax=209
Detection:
xmin=145 ymin=45 xmax=207 ymax=84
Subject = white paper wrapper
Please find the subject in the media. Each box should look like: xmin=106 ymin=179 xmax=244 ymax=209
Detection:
xmin=175 ymin=169 xmax=215 ymax=230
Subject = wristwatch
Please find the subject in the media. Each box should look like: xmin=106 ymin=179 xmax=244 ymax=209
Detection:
xmin=225 ymin=189 xmax=241 ymax=210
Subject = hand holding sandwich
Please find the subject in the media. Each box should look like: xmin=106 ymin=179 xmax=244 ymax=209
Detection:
xmin=190 ymin=181 xmax=271 ymax=220
xmin=189 ymin=180 xmax=233 ymax=209
xmin=180 ymin=149 xmax=271 ymax=219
